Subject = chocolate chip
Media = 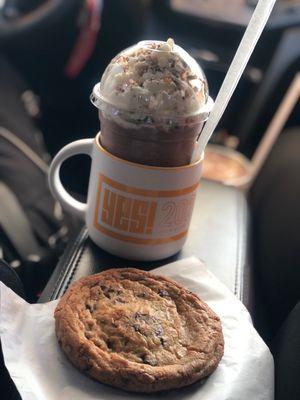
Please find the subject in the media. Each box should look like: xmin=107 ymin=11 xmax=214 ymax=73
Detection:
xmin=133 ymin=324 xmax=141 ymax=333
xmin=116 ymin=297 xmax=126 ymax=303
xmin=155 ymin=326 xmax=163 ymax=336
xmin=142 ymin=354 xmax=157 ymax=366
xmin=158 ymin=290 xmax=170 ymax=298
xmin=134 ymin=312 xmax=147 ymax=320
xmin=100 ymin=285 xmax=119 ymax=299
xmin=106 ymin=339 xmax=114 ymax=350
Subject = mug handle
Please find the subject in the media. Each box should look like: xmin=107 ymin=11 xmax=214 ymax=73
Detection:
xmin=48 ymin=139 xmax=93 ymax=220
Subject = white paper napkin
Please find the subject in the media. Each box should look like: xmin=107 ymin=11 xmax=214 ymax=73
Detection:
xmin=0 ymin=257 xmax=274 ymax=400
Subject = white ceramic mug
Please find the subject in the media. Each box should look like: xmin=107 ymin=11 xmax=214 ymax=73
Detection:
xmin=48 ymin=133 xmax=203 ymax=261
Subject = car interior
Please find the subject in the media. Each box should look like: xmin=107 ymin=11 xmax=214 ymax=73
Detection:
xmin=0 ymin=0 xmax=299 ymax=399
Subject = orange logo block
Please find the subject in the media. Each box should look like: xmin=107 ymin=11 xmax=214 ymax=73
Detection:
xmin=93 ymin=175 xmax=199 ymax=245
xmin=101 ymin=189 xmax=157 ymax=235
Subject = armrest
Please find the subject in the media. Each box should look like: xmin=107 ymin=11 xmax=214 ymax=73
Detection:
xmin=40 ymin=180 xmax=252 ymax=311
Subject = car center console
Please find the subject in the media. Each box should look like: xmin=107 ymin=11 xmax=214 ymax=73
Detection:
xmin=40 ymin=180 xmax=252 ymax=312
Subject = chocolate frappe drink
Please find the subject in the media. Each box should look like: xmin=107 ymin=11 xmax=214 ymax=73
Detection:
xmin=91 ymin=39 xmax=213 ymax=167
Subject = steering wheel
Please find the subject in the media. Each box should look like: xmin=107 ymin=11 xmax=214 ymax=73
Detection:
xmin=0 ymin=0 xmax=81 ymax=42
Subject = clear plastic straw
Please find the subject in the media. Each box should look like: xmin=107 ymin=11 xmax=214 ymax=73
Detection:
xmin=197 ymin=0 xmax=277 ymax=155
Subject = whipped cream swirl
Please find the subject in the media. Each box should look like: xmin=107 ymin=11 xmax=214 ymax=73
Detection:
xmin=98 ymin=39 xmax=209 ymax=121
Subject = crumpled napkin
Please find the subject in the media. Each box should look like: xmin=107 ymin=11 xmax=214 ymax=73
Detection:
xmin=0 ymin=257 xmax=274 ymax=400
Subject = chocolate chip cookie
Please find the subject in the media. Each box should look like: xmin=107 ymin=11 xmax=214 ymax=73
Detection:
xmin=54 ymin=268 xmax=224 ymax=392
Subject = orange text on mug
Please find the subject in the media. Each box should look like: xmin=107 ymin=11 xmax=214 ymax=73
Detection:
xmin=93 ymin=174 xmax=199 ymax=244
xmin=102 ymin=189 xmax=157 ymax=235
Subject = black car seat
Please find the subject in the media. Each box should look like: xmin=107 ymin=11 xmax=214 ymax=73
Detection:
xmin=250 ymin=128 xmax=300 ymax=399
xmin=272 ymin=301 xmax=300 ymax=400
xmin=250 ymin=127 xmax=300 ymax=338
xmin=0 ymin=54 xmax=72 ymax=400
xmin=0 ymin=55 xmax=83 ymax=298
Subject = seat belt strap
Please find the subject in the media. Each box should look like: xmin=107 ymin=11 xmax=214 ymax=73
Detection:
xmin=0 ymin=182 xmax=46 ymax=261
